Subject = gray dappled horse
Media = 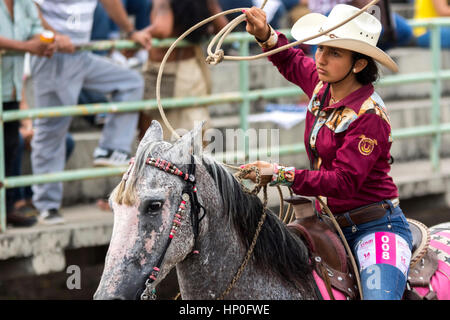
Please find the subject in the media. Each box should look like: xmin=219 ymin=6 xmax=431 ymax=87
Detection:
xmin=94 ymin=121 xmax=450 ymax=300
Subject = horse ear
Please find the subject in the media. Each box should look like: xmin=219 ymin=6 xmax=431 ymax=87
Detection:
xmin=170 ymin=121 xmax=205 ymax=161
xmin=137 ymin=120 xmax=164 ymax=154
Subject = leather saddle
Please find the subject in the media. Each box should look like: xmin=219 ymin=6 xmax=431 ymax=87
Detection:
xmin=287 ymin=213 xmax=359 ymax=299
xmin=284 ymin=196 xmax=439 ymax=300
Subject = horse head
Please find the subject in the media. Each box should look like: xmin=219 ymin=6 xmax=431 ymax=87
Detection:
xmin=95 ymin=120 xmax=316 ymax=300
xmin=94 ymin=120 xmax=207 ymax=300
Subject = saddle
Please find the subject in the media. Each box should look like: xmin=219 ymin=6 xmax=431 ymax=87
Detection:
xmin=284 ymin=196 xmax=439 ymax=300
xmin=287 ymin=213 xmax=359 ymax=299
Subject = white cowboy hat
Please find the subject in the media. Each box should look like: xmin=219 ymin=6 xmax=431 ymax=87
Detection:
xmin=291 ymin=4 xmax=398 ymax=72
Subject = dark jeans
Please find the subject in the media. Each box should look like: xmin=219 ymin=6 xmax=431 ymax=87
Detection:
xmin=378 ymin=13 xmax=415 ymax=51
xmin=417 ymin=27 xmax=450 ymax=49
xmin=3 ymin=101 xmax=20 ymax=214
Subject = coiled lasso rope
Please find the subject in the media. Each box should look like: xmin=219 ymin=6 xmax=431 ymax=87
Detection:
xmin=153 ymin=0 xmax=384 ymax=299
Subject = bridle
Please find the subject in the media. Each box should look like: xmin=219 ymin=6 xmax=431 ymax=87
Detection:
xmin=122 ymin=153 xmax=205 ymax=300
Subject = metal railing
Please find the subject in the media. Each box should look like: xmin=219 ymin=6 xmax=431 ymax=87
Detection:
xmin=1 ymin=18 xmax=450 ymax=232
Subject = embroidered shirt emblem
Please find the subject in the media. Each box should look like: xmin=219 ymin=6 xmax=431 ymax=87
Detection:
xmin=358 ymin=135 xmax=377 ymax=156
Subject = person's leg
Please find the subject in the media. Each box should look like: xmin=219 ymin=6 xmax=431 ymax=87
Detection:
xmin=392 ymin=13 xmax=414 ymax=47
xmin=439 ymin=27 xmax=450 ymax=48
xmin=30 ymin=53 xmax=83 ymax=214
xmin=4 ymin=102 xmax=20 ymax=214
xmin=355 ymin=232 xmax=412 ymax=300
xmin=377 ymin=14 xmax=416 ymax=51
xmin=78 ymin=88 xmax=109 ymax=126
xmin=30 ymin=92 xmax=72 ymax=212
xmin=12 ymin=131 xmax=25 ymax=205
xmin=417 ymin=27 xmax=450 ymax=48
xmin=416 ymin=31 xmax=430 ymax=47
xmin=82 ymin=52 xmax=142 ymax=155
xmin=342 ymin=200 xmax=413 ymax=300
xmin=3 ymin=102 xmax=37 ymax=227
xmin=360 ymin=263 xmax=408 ymax=299
xmin=65 ymin=133 xmax=75 ymax=162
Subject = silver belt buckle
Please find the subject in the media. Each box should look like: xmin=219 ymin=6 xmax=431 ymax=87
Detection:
xmin=391 ymin=198 xmax=400 ymax=208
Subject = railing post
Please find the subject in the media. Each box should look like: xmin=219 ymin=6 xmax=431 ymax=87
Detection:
xmin=238 ymin=37 xmax=250 ymax=162
xmin=0 ymin=53 xmax=5 ymax=232
xmin=430 ymin=24 xmax=442 ymax=171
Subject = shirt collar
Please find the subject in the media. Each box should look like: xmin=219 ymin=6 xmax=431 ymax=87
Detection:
xmin=318 ymin=82 xmax=374 ymax=113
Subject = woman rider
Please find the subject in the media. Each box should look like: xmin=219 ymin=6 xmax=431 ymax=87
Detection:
xmin=241 ymin=4 xmax=413 ymax=300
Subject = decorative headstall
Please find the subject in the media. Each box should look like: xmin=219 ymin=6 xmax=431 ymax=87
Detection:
xmin=122 ymin=154 xmax=205 ymax=300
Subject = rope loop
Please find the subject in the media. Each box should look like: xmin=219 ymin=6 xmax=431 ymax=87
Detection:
xmin=205 ymin=49 xmax=225 ymax=65
xmin=234 ymin=166 xmax=262 ymax=195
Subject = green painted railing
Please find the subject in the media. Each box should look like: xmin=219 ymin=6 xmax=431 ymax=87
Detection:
xmin=1 ymin=18 xmax=450 ymax=232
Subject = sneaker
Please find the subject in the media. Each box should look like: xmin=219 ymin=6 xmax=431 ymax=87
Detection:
xmin=110 ymin=50 xmax=128 ymax=66
xmin=93 ymin=147 xmax=131 ymax=167
xmin=7 ymin=210 xmax=38 ymax=227
xmin=135 ymin=49 xmax=148 ymax=65
xmin=39 ymin=208 xmax=65 ymax=225
xmin=94 ymin=113 xmax=106 ymax=126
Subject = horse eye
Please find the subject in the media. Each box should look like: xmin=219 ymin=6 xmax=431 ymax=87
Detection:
xmin=147 ymin=201 xmax=163 ymax=214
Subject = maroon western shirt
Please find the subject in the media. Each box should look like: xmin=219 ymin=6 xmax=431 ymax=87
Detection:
xmin=266 ymin=32 xmax=398 ymax=214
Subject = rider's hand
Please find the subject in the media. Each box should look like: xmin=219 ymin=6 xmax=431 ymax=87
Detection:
xmin=240 ymin=161 xmax=274 ymax=186
xmin=242 ymin=7 xmax=271 ymax=42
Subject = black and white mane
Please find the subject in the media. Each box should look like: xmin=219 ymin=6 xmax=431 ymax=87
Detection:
xmin=201 ymin=156 xmax=315 ymax=291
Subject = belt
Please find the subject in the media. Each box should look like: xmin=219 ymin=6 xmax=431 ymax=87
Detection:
xmin=150 ymin=46 xmax=196 ymax=62
xmin=333 ymin=198 xmax=399 ymax=228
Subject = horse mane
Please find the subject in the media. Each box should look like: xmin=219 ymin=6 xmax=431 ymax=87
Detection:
xmin=201 ymin=157 xmax=315 ymax=291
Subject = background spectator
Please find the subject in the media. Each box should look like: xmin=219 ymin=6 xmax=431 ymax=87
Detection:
xmin=12 ymin=73 xmax=75 ymax=216
xmin=139 ymin=0 xmax=228 ymax=141
xmin=30 ymin=0 xmax=151 ymax=225
xmin=91 ymin=0 xmax=152 ymax=67
xmin=307 ymin=0 xmax=415 ymax=50
xmin=413 ymin=0 xmax=450 ymax=48
xmin=0 ymin=0 xmax=55 ymax=227
xmin=283 ymin=0 xmax=310 ymax=24
xmin=218 ymin=0 xmax=253 ymax=29
xmin=219 ymin=0 xmax=286 ymax=29
xmin=78 ymin=1 xmax=152 ymax=128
